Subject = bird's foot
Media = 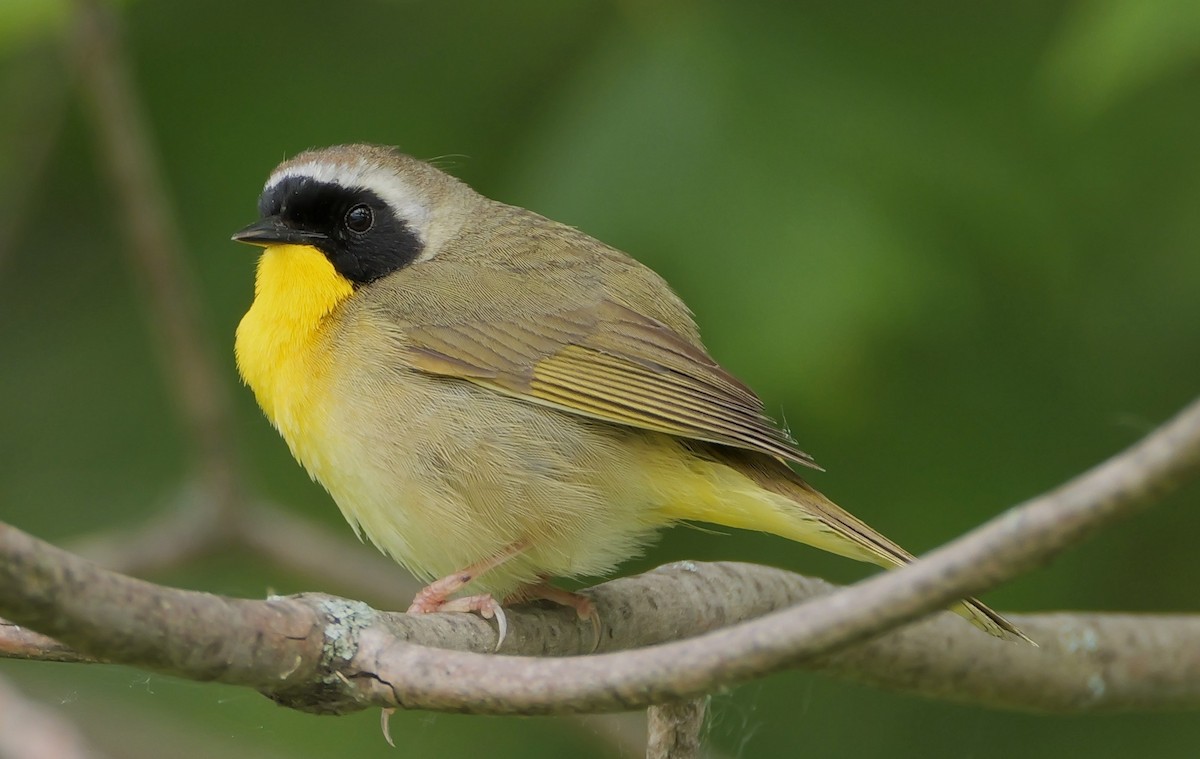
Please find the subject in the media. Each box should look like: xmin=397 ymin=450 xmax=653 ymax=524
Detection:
xmin=406 ymin=544 xmax=529 ymax=650
xmin=410 ymin=591 xmax=508 ymax=650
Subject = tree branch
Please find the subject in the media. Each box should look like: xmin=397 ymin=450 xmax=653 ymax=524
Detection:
xmin=647 ymin=698 xmax=708 ymax=759
xmin=6 ymin=560 xmax=1195 ymax=714
xmin=5 ymin=502 xmax=1200 ymax=717
xmin=5 ymin=396 xmax=1197 ymax=715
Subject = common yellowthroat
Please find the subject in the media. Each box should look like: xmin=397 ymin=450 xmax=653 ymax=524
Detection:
xmin=233 ymin=144 xmax=1028 ymax=644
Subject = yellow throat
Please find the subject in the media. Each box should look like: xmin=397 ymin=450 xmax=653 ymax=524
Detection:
xmin=235 ymin=244 xmax=354 ymax=442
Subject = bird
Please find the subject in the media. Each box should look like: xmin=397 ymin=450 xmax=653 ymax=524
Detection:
xmin=232 ymin=143 xmax=1030 ymax=646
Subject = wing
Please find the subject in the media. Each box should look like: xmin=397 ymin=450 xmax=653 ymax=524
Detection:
xmin=402 ymin=296 xmax=818 ymax=469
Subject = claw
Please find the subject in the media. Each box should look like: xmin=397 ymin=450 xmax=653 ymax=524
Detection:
xmin=380 ymin=707 xmax=396 ymax=748
xmin=582 ymin=603 xmax=602 ymax=654
xmin=492 ymin=605 xmax=508 ymax=651
xmin=436 ymin=593 xmax=508 ymax=650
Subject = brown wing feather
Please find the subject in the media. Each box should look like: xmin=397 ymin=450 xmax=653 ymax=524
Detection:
xmin=404 ymin=299 xmax=818 ymax=468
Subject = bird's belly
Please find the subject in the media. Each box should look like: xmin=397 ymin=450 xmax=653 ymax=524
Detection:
xmin=304 ymin=362 xmax=677 ymax=597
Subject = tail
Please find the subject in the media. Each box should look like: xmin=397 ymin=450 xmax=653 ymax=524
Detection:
xmin=663 ymin=448 xmax=1034 ymax=645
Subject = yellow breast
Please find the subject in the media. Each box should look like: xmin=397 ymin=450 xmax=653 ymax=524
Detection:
xmin=235 ymin=244 xmax=355 ymax=464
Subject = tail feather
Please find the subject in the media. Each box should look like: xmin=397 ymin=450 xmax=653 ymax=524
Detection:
xmin=670 ymin=447 xmax=1034 ymax=645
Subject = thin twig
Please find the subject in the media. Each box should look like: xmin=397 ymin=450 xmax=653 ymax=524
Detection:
xmin=69 ymin=0 xmax=243 ymax=516
xmin=238 ymin=501 xmax=421 ymax=606
xmin=0 ymin=620 xmax=99 ymax=664
xmin=62 ymin=481 xmax=421 ymax=605
xmin=65 ymin=482 xmax=227 ymax=576
xmin=0 ymin=45 xmax=69 ymax=275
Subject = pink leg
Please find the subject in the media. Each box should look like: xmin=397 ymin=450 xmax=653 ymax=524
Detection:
xmin=406 ymin=540 xmax=529 ymax=649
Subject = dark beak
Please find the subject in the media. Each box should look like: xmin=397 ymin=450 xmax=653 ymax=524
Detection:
xmin=231 ymin=217 xmax=327 ymax=247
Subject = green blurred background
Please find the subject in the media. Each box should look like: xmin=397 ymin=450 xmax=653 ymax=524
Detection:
xmin=2 ymin=0 xmax=1199 ymax=756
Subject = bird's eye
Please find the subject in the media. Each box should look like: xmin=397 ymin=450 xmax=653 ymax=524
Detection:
xmin=345 ymin=204 xmax=374 ymax=234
